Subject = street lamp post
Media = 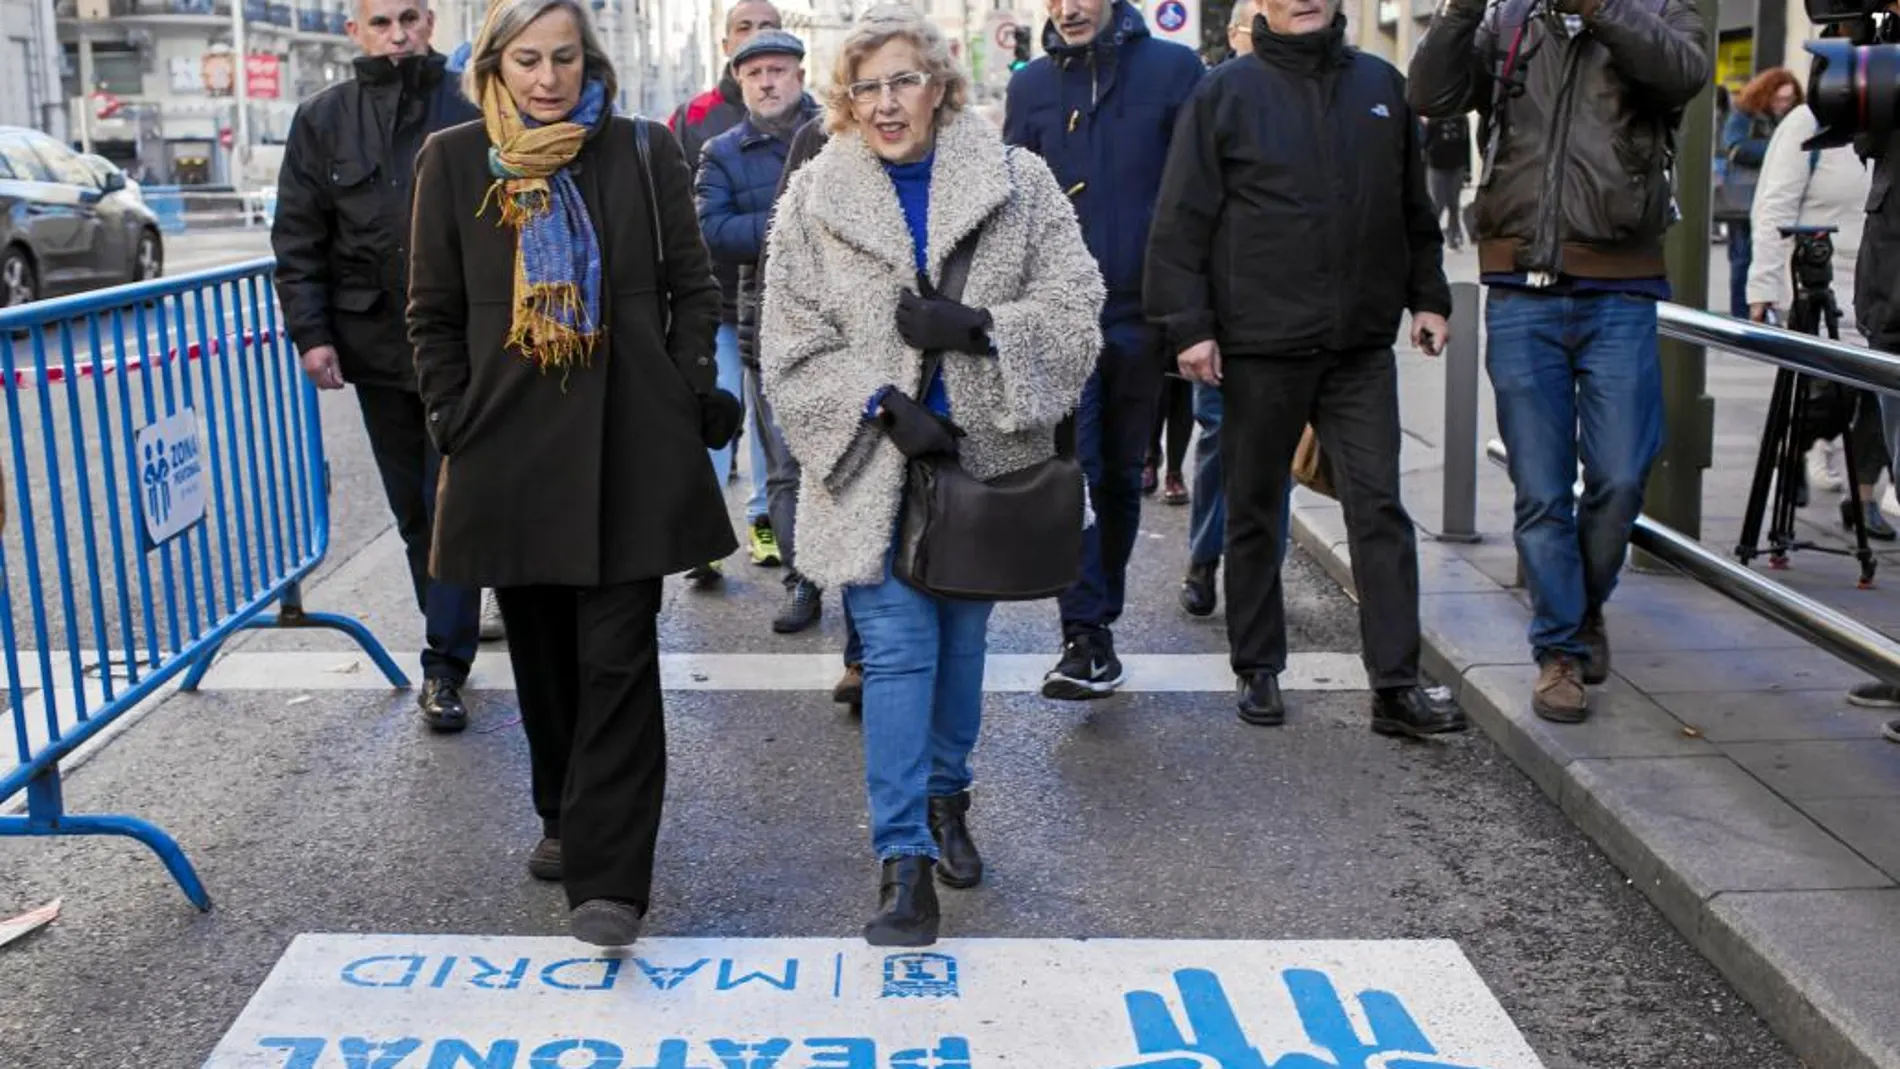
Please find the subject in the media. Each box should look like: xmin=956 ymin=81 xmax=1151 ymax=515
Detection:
xmin=74 ymin=0 xmax=106 ymax=154
xmin=233 ymin=0 xmax=253 ymax=176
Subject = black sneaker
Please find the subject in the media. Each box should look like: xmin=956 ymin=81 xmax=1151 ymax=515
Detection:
xmin=684 ymin=560 xmax=724 ymax=589
xmin=1848 ymin=682 xmax=1900 ymax=708
xmin=772 ymin=578 xmax=823 ymax=634
xmin=1885 ymin=718 xmax=1900 ymax=744
xmin=1040 ymin=630 xmax=1125 ymax=701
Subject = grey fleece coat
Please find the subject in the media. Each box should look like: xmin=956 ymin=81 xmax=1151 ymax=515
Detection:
xmin=760 ymin=110 xmax=1106 ymax=592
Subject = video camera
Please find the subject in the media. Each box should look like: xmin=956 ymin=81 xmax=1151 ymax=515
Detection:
xmin=1781 ymin=224 xmax=1837 ymax=294
xmin=1803 ymin=0 xmax=1900 ymax=149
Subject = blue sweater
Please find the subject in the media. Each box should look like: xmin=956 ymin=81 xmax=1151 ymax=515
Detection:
xmin=883 ymin=154 xmax=950 ymax=417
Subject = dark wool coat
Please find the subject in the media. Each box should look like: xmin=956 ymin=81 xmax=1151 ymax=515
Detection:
xmin=407 ymin=114 xmax=737 ymax=588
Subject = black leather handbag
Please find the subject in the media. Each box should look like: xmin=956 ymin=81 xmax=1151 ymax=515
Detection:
xmin=886 ymin=236 xmax=1084 ymax=602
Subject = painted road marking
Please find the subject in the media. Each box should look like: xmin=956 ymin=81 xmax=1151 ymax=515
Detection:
xmin=206 ymin=936 xmax=1545 ymax=1068
xmin=3 ymin=651 xmax=1370 ymax=693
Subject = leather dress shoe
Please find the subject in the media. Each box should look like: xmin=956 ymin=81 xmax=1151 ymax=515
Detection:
xmin=863 ymin=856 xmax=940 ymax=947
xmin=1237 ymin=672 xmax=1284 ymax=726
xmin=927 ymin=793 xmax=983 ymax=889
xmin=1371 ymin=685 xmax=1468 ymax=738
xmin=1180 ymin=560 xmax=1218 ymax=618
xmin=527 ymin=837 xmax=562 ymax=882
xmin=418 ymin=678 xmax=468 ymax=734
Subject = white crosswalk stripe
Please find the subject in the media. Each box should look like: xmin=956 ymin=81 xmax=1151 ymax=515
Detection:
xmin=2 ymin=650 xmax=1369 ymax=694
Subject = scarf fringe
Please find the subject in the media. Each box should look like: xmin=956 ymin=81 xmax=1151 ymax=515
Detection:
xmin=478 ymin=179 xmax=553 ymax=230
xmin=507 ymin=281 xmax=600 ymax=372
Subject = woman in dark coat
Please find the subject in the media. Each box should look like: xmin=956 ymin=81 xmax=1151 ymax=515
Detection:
xmin=407 ymin=0 xmax=735 ymax=947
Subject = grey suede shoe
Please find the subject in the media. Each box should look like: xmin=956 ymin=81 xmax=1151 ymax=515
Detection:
xmin=570 ymin=900 xmax=644 ymax=947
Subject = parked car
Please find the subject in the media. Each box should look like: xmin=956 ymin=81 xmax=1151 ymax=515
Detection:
xmin=78 ymin=153 xmax=146 ymax=207
xmin=0 ymin=126 xmax=164 ymax=309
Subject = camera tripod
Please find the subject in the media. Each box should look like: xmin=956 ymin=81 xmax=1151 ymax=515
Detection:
xmin=1735 ymin=231 xmax=1879 ymax=587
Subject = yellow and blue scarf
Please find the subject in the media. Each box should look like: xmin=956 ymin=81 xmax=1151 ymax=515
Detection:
xmin=479 ymin=77 xmax=608 ymax=372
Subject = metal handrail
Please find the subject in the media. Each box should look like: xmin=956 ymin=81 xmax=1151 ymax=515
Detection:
xmin=1435 ymin=298 xmax=1900 ymax=686
xmin=1655 ymin=302 xmax=1900 ymax=393
xmin=1484 ymin=436 xmax=1900 ymax=686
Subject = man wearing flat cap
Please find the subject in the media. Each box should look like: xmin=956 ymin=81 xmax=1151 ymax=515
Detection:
xmin=694 ymin=30 xmax=825 ymax=632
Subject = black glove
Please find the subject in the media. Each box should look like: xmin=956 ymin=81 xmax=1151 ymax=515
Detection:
xmin=896 ymin=287 xmax=993 ymax=355
xmin=875 ymin=389 xmax=964 ymax=459
xmin=699 ymin=387 xmax=743 ymax=449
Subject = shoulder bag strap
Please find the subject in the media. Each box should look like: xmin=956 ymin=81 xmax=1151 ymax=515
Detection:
xmin=633 ymin=118 xmax=672 ymax=332
xmin=912 ymin=230 xmax=982 ymax=400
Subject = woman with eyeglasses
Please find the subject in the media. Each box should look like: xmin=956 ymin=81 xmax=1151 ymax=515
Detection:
xmin=760 ymin=3 xmax=1103 ymax=946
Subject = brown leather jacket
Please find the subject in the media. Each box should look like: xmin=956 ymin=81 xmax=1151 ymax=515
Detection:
xmin=1408 ymin=0 xmax=1710 ymax=280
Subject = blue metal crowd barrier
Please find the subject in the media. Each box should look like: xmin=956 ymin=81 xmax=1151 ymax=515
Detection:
xmin=0 ymin=258 xmax=407 ymax=910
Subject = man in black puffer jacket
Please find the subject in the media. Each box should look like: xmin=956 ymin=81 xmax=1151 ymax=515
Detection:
xmin=1145 ymin=0 xmax=1460 ymax=738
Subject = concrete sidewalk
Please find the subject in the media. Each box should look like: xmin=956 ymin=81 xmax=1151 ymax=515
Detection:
xmin=1289 ymin=245 xmax=1900 ymax=1069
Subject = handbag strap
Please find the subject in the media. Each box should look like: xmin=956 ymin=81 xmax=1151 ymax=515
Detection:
xmin=913 ymin=230 xmax=981 ymax=400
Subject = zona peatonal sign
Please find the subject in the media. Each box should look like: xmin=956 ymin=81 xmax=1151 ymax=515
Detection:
xmin=205 ymin=936 xmax=1546 ymax=1068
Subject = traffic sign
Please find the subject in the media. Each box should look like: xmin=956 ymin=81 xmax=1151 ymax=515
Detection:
xmin=1147 ymin=0 xmax=1199 ymax=45
xmin=995 ymin=20 xmax=1017 ymax=48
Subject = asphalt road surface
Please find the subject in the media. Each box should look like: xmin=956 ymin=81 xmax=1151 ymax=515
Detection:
xmin=0 ymin=233 xmax=1801 ymax=1069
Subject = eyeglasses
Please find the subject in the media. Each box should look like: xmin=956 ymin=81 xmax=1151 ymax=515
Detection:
xmin=847 ymin=71 xmax=931 ymax=106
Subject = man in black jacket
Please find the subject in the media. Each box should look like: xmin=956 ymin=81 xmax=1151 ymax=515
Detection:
xmin=272 ymin=0 xmax=481 ymax=733
xmin=1145 ymin=0 xmax=1462 ymax=736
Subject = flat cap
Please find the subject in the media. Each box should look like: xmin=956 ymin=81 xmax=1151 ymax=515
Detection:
xmin=731 ymin=29 xmax=806 ymax=67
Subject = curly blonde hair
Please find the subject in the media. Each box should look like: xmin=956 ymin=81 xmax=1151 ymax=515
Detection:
xmin=823 ymin=4 xmax=969 ymax=136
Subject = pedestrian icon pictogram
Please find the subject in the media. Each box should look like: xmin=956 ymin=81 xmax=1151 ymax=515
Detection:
xmin=134 ymin=409 xmax=206 ymax=548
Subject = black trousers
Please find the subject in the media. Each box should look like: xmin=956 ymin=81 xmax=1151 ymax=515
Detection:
xmin=1222 ymin=348 xmax=1420 ymax=688
xmin=496 ymin=580 xmax=667 ymax=911
xmin=354 ymin=384 xmax=480 ymax=682
xmin=1149 ymin=373 xmax=1193 ymax=477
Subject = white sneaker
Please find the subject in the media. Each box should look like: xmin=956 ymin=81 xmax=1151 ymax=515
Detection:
xmin=1882 ymin=483 xmax=1899 ymax=519
xmin=1808 ymin=440 xmax=1845 ymax=493
xmin=479 ymin=589 xmax=506 ymax=642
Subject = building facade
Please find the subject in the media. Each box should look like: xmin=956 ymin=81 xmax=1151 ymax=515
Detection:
xmin=3 ymin=0 xmax=64 ymax=134
xmin=53 ymin=0 xmax=356 ymax=184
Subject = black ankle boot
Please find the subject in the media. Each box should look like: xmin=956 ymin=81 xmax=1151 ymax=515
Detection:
xmin=1180 ymin=560 xmax=1218 ymax=617
xmin=863 ymin=856 xmax=940 ymax=947
xmin=928 ymin=793 xmax=983 ymax=889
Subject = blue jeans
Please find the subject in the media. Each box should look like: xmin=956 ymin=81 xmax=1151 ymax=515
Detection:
xmin=1189 ymin=383 xmax=1226 ymax=567
xmin=843 ymin=561 xmax=994 ymax=860
xmin=1059 ymin=320 xmax=1163 ymax=634
xmin=708 ymin=323 xmax=745 ymax=488
xmin=1726 ymin=221 xmax=1752 ymax=319
xmin=1486 ymin=288 xmax=1664 ymax=660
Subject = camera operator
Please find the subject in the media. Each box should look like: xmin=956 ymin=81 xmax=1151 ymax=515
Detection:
xmin=1832 ymin=16 xmax=1900 ymax=722
xmin=1745 ymin=102 xmax=1894 ymax=545
xmin=1409 ymin=0 xmax=1709 ymax=725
